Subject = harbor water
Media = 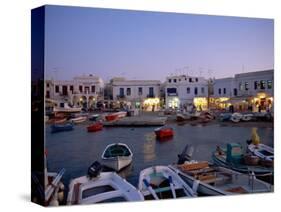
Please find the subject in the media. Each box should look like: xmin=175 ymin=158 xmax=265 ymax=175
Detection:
xmin=46 ymin=121 xmax=273 ymax=190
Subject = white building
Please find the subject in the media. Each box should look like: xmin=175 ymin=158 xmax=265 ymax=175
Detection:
xmin=211 ymin=69 xmax=273 ymax=112
xmin=45 ymin=74 xmax=104 ymax=109
xmin=111 ymin=77 xmax=161 ymax=111
xmin=164 ymin=75 xmax=209 ymax=110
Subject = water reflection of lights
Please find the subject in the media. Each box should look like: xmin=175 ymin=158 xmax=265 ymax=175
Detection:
xmin=143 ymin=133 xmax=156 ymax=162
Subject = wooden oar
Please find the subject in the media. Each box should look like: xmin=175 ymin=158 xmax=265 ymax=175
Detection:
xmin=45 ymin=168 xmax=65 ymax=202
xmin=168 ymin=176 xmax=176 ymax=198
xmin=143 ymin=179 xmax=159 ymax=200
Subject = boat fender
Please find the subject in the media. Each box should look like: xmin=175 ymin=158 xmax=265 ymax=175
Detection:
xmin=57 ymin=191 xmax=64 ymax=203
xmin=58 ymin=182 xmax=64 ymax=190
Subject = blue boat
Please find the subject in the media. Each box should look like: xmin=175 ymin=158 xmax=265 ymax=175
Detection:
xmin=51 ymin=123 xmax=74 ymax=133
xmin=219 ymin=113 xmax=232 ymax=121
xmin=212 ymin=143 xmax=273 ymax=175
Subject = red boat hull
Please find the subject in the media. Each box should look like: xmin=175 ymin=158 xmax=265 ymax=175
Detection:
xmin=105 ymin=114 xmax=118 ymax=121
xmin=87 ymin=123 xmax=103 ymax=132
xmin=155 ymin=128 xmax=174 ymax=139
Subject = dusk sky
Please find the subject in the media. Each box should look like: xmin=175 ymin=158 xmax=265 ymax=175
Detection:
xmin=45 ymin=5 xmax=274 ymax=82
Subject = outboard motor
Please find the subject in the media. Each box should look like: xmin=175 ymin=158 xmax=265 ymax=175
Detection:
xmin=177 ymin=144 xmax=194 ymax=165
xmin=246 ymin=139 xmax=252 ymax=145
xmin=87 ymin=161 xmax=102 ymax=178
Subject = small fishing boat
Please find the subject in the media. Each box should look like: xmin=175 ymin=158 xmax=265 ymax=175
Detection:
xmin=32 ymin=152 xmax=65 ymax=206
xmin=172 ymin=144 xmax=273 ymax=196
xmin=51 ymin=123 xmax=74 ymax=133
xmin=101 ymin=143 xmax=133 ymax=171
xmin=247 ymin=128 xmax=274 ymax=166
xmin=105 ymin=111 xmax=127 ymax=122
xmin=176 ymin=113 xmax=191 ymax=122
xmin=154 ymin=127 xmax=174 ymax=139
xmin=89 ymin=114 xmax=100 ymax=121
xmin=138 ymin=166 xmax=196 ymax=200
xmin=87 ymin=122 xmax=103 ymax=132
xmin=67 ymin=162 xmax=143 ymax=205
xmin=212 ymin=143 xmax=273 ymax=175
xmin=70 ymin=116 xmax=87 ymax=124
xmin=219 ymin=113 xmax=232 ymax=121
xmin=248 ymin=144 xmax=274 ymax=162
xmin=230 ymin=113 xmax=243 ymax=122
xmin=105 ymin=113 xmax=119 ymax=121
xmin=170 ymin=163 xmax=273 ymax=196
xmin=241 ymin=113 xmax=254 ymax=121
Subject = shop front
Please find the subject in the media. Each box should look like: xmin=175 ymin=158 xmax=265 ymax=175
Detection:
xmin=193 ymin=97 xmax=208 ymax=111
xmin=209 ymin=97 xmax=230 ymax=110
xmin=251 ymin=92 xmax=273 ymax=112
xmin=166 ymin=97 xmax=180 ymax=109
xmin=142 ymin=98 xmax=160 ymax=111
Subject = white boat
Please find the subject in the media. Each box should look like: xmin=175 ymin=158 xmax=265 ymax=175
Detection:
xmin=101 ymin=143 xmax=133 ymax=171
xmin=138 ymin=166 xmax=196 ymax=200
xmin=67 ymin=172 xmax=144 ymax=205
xmin=248 ymin=144 xmax=274 ymax=162
xmin=115 ymin=111 xmax=127 ymax=118
xmin=70 ymin=116 xmax=87 ymax=124
xmin=230 ymin=113 xmax=243 ymax=122
xmin=54 ymin=102 xmax=82 ymax=113
xmin=241 ymin=113 xmax=254 ymax=121
xmin=169 ymin=163 xmax=273 ymax=196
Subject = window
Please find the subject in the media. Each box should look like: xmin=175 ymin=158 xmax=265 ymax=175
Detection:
xmin=173 ymin=79 xmax=177 ymax=83
xmin=189 ymin=78 xmax=192 ymax=82
xmin=201 ymin=87 xmax=205 ymax=94
xmin=138 ymin=87 xmax=143 ymax=95
xmin=195 ymin=78 xmax=198 ymax=82
xmin=218 ymin=88 xmax=221 ymax=95
xmin=245 ymin=82 xmax=249 ymax=91
xmin=187 ymin=87 xmax=190 ymax=94
xmin=239 ymin=82 xmax=243 ymax=91
xmin=46 ymin=83 xmax=49 ymax=88
xmin=79 ymin=85 xmax=83 ymax=92
xmin=149 ymin=87 xmax=154 ymax=97
xmin=167 ymin=88 xmax=177 ymax=96
xmin=194 ymin=87 xmax=198 ymax=95
xmin=234 ymin=88 xmax=237 ymax=96
xmin=70 ymin=85 xmax=74 ymax=94
xmin=260 ymin=80 xmax=266 ymax=89
xmin=55 ymin=85 xmax=59 ymax=93
xmin=126 ymin=88 xmax=131 ymax=96
xmin=267 ymin=80 xmax=272 ymax=89
xmin=119 ymin=88 xmax=124 ymax=96
xmin=46 ymin=91 xmax=50 ymax=98
xmin=179 ymin=78 xmax=181 ymax=82
xmin=223 ymin=88 xmax=226 ymax=94
xmin=62 ymin=85 xmax=68 ymax=96
xmin=168 ymin=79 xmax=171 ymax=83
xmin=91 ymin=85 xmax=95 ymax=93
xmin=185 ymin=77 xmax=187 ymax=81
xmin=254 ymin=81 xmax=260 ymax=90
